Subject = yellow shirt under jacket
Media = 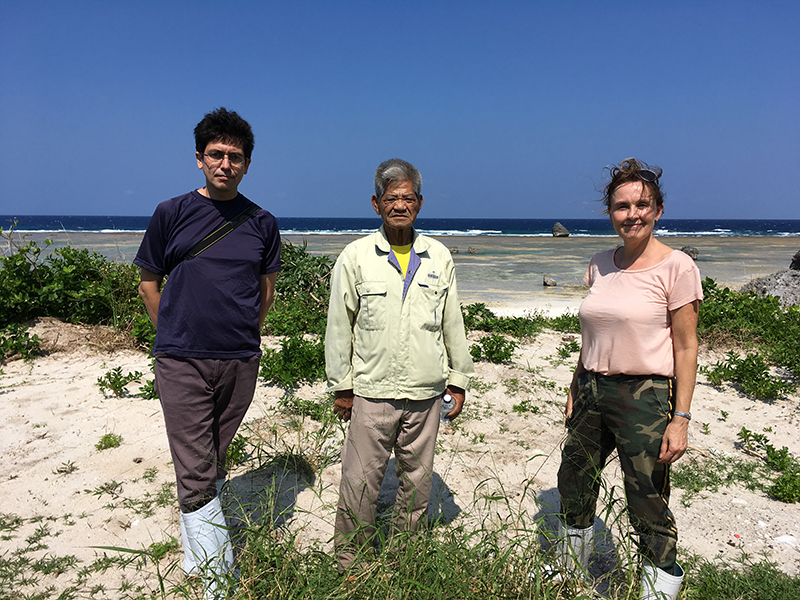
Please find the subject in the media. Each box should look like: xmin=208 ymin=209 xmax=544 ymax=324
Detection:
xmin=325 ymin=226 xmax=474 ymax=400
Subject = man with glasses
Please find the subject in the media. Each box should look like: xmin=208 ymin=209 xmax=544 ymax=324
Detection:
xmin=325 ymin=158 xmax=474 ymax=571
xmin=134 ymin=107 xmax=281 ymax=598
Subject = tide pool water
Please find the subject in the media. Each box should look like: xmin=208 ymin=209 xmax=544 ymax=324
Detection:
xmin=282 ymin=234 xmax=799 ymax=308
xmin=6 ymin=230 xmax=797 ymax=310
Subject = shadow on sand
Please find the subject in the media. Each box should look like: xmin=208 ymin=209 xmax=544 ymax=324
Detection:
xmin=533 ymin=486 xmax=627 ymax=596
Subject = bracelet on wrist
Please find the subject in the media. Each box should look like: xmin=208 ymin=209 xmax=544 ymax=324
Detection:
xmin=673 ymin=410 xmax=692 ymax=421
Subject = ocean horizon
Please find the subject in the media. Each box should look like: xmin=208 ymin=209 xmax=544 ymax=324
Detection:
xmin=2 ymin=215 xmax=800 ymax=238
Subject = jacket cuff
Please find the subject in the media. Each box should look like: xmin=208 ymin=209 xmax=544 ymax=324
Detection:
xmin=447 ymin=372 xmax=472 ymax=392
xmin=327 ymin=377 xmax=354 ymax=393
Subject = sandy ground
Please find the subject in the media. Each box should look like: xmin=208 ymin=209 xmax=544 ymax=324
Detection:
xmin=2 ymin=308 xmax=799 ymax=597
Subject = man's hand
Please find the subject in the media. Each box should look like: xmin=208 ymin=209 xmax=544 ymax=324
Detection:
xmin=442 ymin=386 xmax=466 ymax=421
xmin=658 ymin=417 xmax=690 ymax=464
xmin=333 ymin=391 xmax=354 ymax=422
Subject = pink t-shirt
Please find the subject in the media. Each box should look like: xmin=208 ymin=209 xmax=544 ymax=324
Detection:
xmin=579 ymin=248 xmax=703 ymax=377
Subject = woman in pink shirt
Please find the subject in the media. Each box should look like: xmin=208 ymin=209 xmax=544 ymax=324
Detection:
xmin=555 ymin=158 xmax=703 ymax=600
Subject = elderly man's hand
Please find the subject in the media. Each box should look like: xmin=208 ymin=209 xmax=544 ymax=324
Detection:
xmin=333 ymin=391 xmax=354 ymax=422
xmin=442 ymin=386 xmax=466 ymax=421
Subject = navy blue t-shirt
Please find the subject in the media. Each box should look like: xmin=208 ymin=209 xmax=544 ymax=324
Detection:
xmin=134 ymin=190 xmax=281 ymax=358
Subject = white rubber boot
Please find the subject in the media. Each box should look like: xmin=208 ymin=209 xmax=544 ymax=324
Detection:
xmin=180 ymin=482 xmax=226 ymax=576
xmin=182 ymin=497 xmax=233 ymax=600
xmin=180 ymin=513 xmax=199 ymax=575
xmin=641 ymin=563 xmax=684 ymax=600
xmin=556 ymin=522 xmax=593 ymax=580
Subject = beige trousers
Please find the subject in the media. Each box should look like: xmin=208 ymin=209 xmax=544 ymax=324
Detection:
xmin=334 ymin=394 xmax=441 ymax=570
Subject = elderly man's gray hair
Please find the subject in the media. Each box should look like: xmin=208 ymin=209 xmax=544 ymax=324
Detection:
xmin=374 ymin=158 xmax=422 ymax=199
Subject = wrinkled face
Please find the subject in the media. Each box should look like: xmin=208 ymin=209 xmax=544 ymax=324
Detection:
xmin=371 ymin=179 xmax=423 ymax=234
xmin=196 ymin=140 xmax=250 ymax=201
xmin=608 ymin=180 xmax=663 ymax=243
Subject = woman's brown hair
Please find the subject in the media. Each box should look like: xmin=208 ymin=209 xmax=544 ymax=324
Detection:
xmin=602 ymin=158 xmax=664 ymax=213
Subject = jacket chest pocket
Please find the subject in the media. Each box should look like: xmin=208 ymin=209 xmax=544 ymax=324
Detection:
xmin=415 ymin=283 xmax=448 ymax=331
xmin=355 ymin=281 xmax=387 ymax=330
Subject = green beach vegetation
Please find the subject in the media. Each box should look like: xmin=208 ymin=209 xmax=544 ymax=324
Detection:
xmin=94 ymin=432 xmax=123 ymax=451
xmin=698 ymin=277 xmax=800 ymax=387
xmin=2 ymin=230 xmax=800 ymax=598
xmin=96 ymin=366 xmax=144 ymax=397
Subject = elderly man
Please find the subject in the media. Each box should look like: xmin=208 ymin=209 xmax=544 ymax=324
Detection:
xmin=325 ymin=158 xmax=474 ymax=570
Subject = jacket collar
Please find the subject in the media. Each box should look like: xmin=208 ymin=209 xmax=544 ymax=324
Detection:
xmin=376 ymin=224 xmax=430 ymax=254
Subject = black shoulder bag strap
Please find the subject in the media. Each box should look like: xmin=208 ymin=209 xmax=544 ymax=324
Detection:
xmin=182 ymin=201 xmax=261 ymax=262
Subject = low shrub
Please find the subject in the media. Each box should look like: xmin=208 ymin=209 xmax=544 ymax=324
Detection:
xmin=0 ymin=231 xmax=333 ymax=346
xmin=259 ymin=335 xmax=326 ymax=388
xmin=463 ymin=302 xmax=581 ymax=338
xmin=512 ymin=398 xmax=540 ymax=415
xmin=131 ymin=313 xmax=156 ymax=349
xmin=557 ymin=339 xmax=580 ymax=358
xmin=700 ymin=351 xmax=794 ymax=400
xmin=0 ymin=237 xmax=143 ymax=333
xmin=769 ymin=470 xmax=800 ymax=504
xmin=0 ymin=238 xmax=49 ymax=327
xmin=674 ymin=428 xmax=800 ymax=505
xmin=699 ymin=278 xmax=800 ymax=380
xmin=97 ymin=367 xmax=143 ymax=397
xmin=278 ymin=393 xmax=333 ymax=422
xmin=547 ymin=311 xmax=581 ymax=333
xmin=138 ymin=379 xmax=158 ymax=400
xmin=0 ymin=324 xmax=41 ymax=360
xmin=264 ymin=297 xmax=328 ymax=336
xmin=737 ymin=426 xmax=800 ymax=503
xmin=265 ymin=242 xmax=332 ymax=336
xmin=462 ymin=303 xmax=545 ymax=338
xmin=470 ymin=333 xmax=518 ymax=363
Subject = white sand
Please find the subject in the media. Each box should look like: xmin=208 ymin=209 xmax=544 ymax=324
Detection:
xmin=2 ymin=307 xmax=799 ymax=597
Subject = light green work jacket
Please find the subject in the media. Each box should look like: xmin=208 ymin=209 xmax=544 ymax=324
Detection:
xmin=325 ymin=226 xmax=474 ymax=400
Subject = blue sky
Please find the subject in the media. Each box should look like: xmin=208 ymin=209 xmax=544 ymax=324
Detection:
xmin=1 ymin=1 xmax=798 ymax=219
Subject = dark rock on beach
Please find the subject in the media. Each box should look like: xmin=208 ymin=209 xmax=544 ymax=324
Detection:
xmin=680 ymin=246 xmax=700 ymax=260
xmin=552 ymin=222 xmax=570 ymax=237
xmin=790 ymin=250 xmax=800 ymax=271
xmin=740 ymin=270 xmax=800 ymax=308
xmin=543 ymin=275 xmax=558 ymax=287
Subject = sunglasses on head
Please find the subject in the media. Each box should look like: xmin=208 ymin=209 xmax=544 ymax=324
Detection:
xmin=637 ymin=169 xmax=659 ymax=182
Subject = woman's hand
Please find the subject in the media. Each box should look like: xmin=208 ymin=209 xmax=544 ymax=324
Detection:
xmin=565 ymin=381 xmax=576 ymax=421
xmin=658 ymin=416 xmax=690 ymax=464
xmin=564 ymin=361 xmax=582 ymax=421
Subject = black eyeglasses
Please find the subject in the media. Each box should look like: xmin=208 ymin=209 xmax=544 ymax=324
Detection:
xmin=201 ymin=150 xmax=246 ymax=167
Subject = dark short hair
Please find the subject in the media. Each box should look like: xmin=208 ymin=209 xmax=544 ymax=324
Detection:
xmin=602 ymin=157 xmax=664 ymax=212
xmin=194 ymin=107 xmax=255 ymax=159
xmin=374 ymin=158 xmax=422 ymax=199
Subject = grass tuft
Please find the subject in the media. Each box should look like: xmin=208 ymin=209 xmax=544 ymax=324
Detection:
xmin=95 ymin=433 xmax=123 ymax=451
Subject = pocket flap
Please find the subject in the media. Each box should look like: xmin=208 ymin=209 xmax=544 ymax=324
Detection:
xmin=417 ymin=282 xmax=449 ymax=295
xmin=357 ymin=281 xmax=387 ymax=296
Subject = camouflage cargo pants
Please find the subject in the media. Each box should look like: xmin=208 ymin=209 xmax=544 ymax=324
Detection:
xmin=557 ymin=370 xmax=678 ymax=570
